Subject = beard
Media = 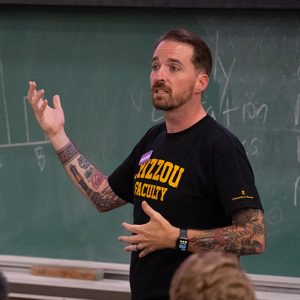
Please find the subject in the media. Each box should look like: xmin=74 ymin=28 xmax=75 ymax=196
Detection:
xmin=151 ymin=80 xmax=194 ymax=111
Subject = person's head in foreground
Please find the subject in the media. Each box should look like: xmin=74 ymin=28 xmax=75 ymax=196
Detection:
xmin=0 ymin=271 xmax=8 ymax=300
xmin=170 ymin=251 xmax=256 ymax=300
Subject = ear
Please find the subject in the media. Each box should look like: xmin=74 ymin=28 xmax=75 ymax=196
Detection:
xmin=195 ymin=73 xmax=209 ymax=95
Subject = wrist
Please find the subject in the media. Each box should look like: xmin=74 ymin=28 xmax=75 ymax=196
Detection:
xmin=48 ymin=130 xmax=70 ymax=151
xmin=167 ymin=226 xmax=180 ymax=249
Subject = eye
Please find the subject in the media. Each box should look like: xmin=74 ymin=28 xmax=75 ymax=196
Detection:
xmin=170 ymin=65 xmax=180 ymax=72
xmin=151 ymin=63 xmax=159 ymax=71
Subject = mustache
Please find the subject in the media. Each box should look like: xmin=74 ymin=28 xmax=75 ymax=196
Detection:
xmin=151 ymin=81 xmax=172 ymax=94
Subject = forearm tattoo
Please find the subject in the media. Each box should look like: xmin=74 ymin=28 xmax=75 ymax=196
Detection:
xmin=56 ymin=142 xmax=79 ymax=166
xmin=190 ymin=209 xmax=265 ymax=255
xmin=69 ymin=163 xmax=126 ymax=212
xmin=57 ymin=143 xmax=126 ymax=211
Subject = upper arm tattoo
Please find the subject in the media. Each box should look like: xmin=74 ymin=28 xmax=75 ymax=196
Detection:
xmin=231 ymin=208 xmax=265 ymax=254
xmin=189 ymin=208 xmax=265 ymax=255
xmin=232 ymin=209 xmax=264 ymax=233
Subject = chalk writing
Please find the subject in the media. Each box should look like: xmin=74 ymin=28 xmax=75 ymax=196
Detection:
xmin=266 ymin=201 xmax=282 ymax=226
xmin=298 ymin=136 xmax=300 ymax=163
xmin=294 ymin=177 xmax=300 ymax=206
xmin=130 ymin=92 xmax=142 ymax=112
xmin=295 ymin=94 xmax=300 ymax=127
xmin=213 ymin=30 xmax=247 ymax=129
xmin=151 ymin=107 xmax=164 ymax=123
xmin=0 ymin=84 xmax=49 ymax=148
xmin=0 ymin=59 xmax=10 ymax=144
xmin=34 ymin=146 xmax=46 ymax=172
xmin=222 ymin=96 xmax=239 ymax=128
xmin=242 ymin=138 xmax=259 ymax=156
xmin=242 ymin=103 xmax=268 ymax=125
xmin=203 ymin=101 xmax=217 ymax=120
xmin=213 ymin=30 xmax=237 ymax=116
xmin=218 ymin=57 xmax=236 ymax=116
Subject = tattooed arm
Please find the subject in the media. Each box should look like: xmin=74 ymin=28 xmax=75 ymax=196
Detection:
xmin=188 ymin=208 xmax=265 ymax=255
xmin=119 ymin=204 xmax=264 ymax=257
xmin=56 ymin=142 xmax=128 ymax=212
xmin=27 ymin=81 xmax=127 ymax=212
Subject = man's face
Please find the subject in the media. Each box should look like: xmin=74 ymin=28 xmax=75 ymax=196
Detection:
xmin=150 ymin=40 xmax=199 ymax=111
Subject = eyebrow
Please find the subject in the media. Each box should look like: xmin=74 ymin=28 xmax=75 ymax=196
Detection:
xmin=152 ymin=57 xmax=184 ymax=66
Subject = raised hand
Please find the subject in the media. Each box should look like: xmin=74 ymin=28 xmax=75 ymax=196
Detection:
xmin=27 ymin=81 xmax=65 ymax=141
xmin=119 ymin=201 xmax=178 ymax=257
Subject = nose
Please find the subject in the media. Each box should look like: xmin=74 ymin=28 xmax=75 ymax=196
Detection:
xmin=151 ymin=65 xmax=167 ymax=82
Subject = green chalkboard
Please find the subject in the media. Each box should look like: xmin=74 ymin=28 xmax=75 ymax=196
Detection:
xmin=0 ymin=5 xmax=299 ymax=277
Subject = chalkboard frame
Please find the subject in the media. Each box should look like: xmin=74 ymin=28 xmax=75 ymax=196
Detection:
xmin=1 ymin=3 xmax=300 ymax=278
xmin=0 ymin=0 xmax=300 ymax=9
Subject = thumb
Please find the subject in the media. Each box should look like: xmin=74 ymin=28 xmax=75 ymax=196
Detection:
xmin=141 ymin=201 xmax=157 ymax=219
xmin=53 ymin=95 xmax=62 ymax=109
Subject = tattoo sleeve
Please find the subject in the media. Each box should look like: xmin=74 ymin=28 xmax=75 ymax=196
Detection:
xmin=56 ymin=142 xmax=79 ymax=166
xmin=189 ymin=209 xmax=265 ymax=255
xmin=69 ymin=164 xmax=126 ymax=212
xmin=56 ymin=142 xmax=127 ymax=212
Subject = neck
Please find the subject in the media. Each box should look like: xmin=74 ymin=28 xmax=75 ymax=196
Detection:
xmin=164 ymin=100 xmax=207 ymax=133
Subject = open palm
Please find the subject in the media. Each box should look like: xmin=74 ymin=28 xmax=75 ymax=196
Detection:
xmin=27 ymin=81 xmax=65 ymax=138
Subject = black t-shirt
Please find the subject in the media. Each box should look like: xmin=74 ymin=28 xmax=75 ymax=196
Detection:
xmin=108 ymin=115 xmax=263 ymax=300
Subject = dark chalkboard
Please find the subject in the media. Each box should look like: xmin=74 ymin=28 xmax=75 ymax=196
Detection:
xmin=0 ymin=5 xmax=299 ymax=277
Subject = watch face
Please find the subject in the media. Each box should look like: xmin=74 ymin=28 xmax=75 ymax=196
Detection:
xmin=177 ymin=239 xmax=188 ymax=251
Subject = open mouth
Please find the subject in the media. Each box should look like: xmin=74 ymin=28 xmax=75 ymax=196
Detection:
xmin=152 ymin=87 xmax=170 ymax=95
xmin=155 ymin=89 xmax=168 ymax=94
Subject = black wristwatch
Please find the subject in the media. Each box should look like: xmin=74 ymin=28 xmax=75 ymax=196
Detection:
xmin=176 ymin=228 xmax=189 ymax=251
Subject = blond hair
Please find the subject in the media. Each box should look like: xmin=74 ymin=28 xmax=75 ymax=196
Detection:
xmin=170 ymin=251 xmax=255 ymax=300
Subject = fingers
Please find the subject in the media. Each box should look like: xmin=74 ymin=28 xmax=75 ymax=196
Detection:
xmin=119 ymin=235 xmax=141 ymax=252
xmin=123 ymin=244 xmax=151 ymax=257
xmin=119 ymin=225 xmax=154 ymax=257
xmin=27 ymin=81 xmax=47 ymax=112
xmin=119 ymin=222 xmax=142 ymax=252
xmin=123 ymin=242 xmax=152 ymax=257
xmin=119 ymin=224 xmax=147 ymax=254
xmin=27 ymin=81 xmax=36 ymax=101
xmin=119 ymin=229 xmax=139 ymax=244
xmin=53 ymin=95 xmax=62 ymax=109
xmin=139 ymin=248 xmax=151 ymax=258
xmin=124 ymin=244 xmax=140 ymax=252
xmin=39 ymin=99 xmax=48 ymax=113
xmin=27 ymin=81 xmax=43 ymax=104
xmin=27 ymin=81 xmax=62 ymax=111
xmin=121 ymin=222 xmax=140 ymax=234
xmin=119 ymin=203 xmax=161 ymax=258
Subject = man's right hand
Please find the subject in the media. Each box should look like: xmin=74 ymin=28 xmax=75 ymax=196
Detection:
xmin=27 ymin=81 xmax=68 ymax=149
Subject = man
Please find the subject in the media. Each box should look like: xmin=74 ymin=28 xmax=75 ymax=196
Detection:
xmin=27 ymin=29 xmax=265 ymax=300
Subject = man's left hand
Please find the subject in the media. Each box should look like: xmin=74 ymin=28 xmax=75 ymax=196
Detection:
xmin=118 ymin=201 xmax=178 ymax=257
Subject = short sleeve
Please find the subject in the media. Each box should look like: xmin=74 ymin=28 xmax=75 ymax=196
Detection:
xmin=213 ymin=139 xmax=263 ymax=217
xmin=108 ymin=146 xmax=138 ymax=204
xmin=108 ymin=123 xmax=165 ymax=204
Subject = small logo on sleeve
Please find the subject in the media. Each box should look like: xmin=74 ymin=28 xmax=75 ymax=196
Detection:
xmin=232 ymin=190 xmax=254 ymax=201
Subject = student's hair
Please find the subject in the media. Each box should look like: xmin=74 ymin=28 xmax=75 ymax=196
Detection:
xmin=154 ymin=29 xmax=212 ymax=76
xmin=0 ymin=271 xmax=8 ymax=300
xmin=170 ymin=251 xmax=256 ymax=300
